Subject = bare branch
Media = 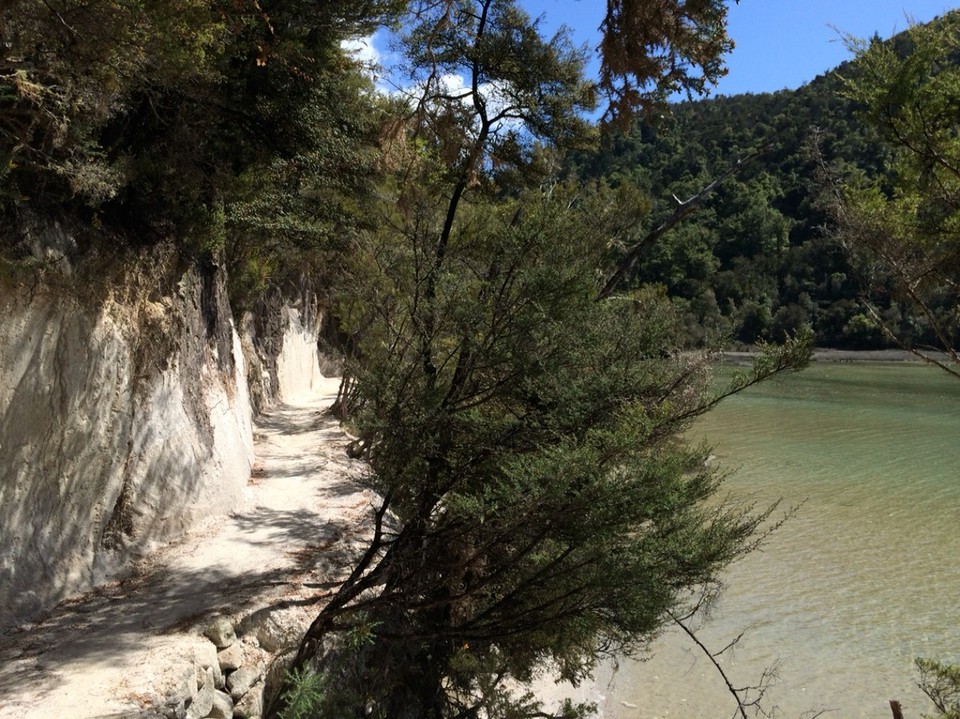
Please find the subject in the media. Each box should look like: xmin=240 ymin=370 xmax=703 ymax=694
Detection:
xmin=598 ymin=144 xmax=772 ymax=301
xmin=669 ymin=611 xmax=780 ymax=719
xmin=40 ymin=0 xmax=78 ymax=39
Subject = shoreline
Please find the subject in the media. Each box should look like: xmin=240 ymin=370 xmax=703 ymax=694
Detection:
xmin=723 ymin=347 xmax=948 ymax=365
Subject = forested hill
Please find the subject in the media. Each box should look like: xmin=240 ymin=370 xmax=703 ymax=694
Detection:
xmin=571 ymin=50 xmax=905 ymax=349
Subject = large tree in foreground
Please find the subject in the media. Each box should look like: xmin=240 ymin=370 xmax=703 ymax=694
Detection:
xmin=266 ymin=2 xmax=808 ymax=717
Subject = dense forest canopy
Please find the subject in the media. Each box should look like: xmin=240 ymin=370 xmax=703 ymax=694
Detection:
xmin=571 ymin=58 xmax=905 ymax=349
xmin=2 ymin=1 xmax=954 ymax=350
xmin=0 ymin=0 xmax=411 ymax=305
xmin=569 ymin=9 xmax=958 ymax=352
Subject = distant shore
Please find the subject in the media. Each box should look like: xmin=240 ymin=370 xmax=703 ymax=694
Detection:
xmin=723 ymin=347 xmax=943 ymax=365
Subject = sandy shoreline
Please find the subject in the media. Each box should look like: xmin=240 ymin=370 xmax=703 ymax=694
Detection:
xmin=722 ymin=347 xmax=948 ymax=365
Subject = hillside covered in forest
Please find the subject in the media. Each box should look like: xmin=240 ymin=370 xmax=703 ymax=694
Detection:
xmin=571 ymin=31 xmax=932 ymax=350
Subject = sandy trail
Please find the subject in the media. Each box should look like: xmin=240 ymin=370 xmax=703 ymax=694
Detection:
xmin=0 ymin=377 xmax=376 ymax=719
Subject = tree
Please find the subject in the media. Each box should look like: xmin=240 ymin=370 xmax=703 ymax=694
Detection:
xmin=0 ymin=0 xmax=405 ymax=294
xmin=265 ymin=2 xmax=809 ymax=717
xmin=917 ymin=658 xmax=960 ymax=719
xmin=599 ymin=0 xmax=739 ymax=124
xmin=824 ymin=12 xmax=960 ymax=377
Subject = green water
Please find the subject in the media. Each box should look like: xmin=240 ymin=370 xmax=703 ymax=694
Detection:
xmin=603 ymin=362 xmax=960 ymax=718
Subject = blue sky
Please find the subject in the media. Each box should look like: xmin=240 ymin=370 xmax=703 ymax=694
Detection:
xmin=521 ymin=0 xmax=958 ymax=96
xmin=351 ymin=1 xmax=959 ymax=102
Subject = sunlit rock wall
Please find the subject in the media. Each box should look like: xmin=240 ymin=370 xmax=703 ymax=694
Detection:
xmin=242 ymin=292 xmax=339 ymax=410
xmin=0 ymin=258 xmax=254 ymax=628
xmin=276 ymin=303 xmax=329 ymax=401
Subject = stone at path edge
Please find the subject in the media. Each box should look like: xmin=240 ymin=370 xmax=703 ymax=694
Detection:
xmin=204 ymin=617 xmax=238 ymax=649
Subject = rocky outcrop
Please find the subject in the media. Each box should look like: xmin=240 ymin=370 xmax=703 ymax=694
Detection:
xmin=0 ymin=250 xmax=255 ymax=629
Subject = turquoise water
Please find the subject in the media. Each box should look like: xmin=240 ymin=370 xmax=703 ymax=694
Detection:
xmin=602 ymin=362 xmax=960 ymax=718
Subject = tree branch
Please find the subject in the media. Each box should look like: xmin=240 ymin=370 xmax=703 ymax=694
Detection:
xmin=597 ymin=144 xmax=772 ymax=301
xmin=669 ymin=611 xmax=778 ymax=719
xmin=40 ymin=0 xmax=78 ymax=39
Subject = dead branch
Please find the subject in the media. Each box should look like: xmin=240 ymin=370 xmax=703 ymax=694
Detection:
xmin=598 ymin=144 xmax=772 ymax=301
xmin=668 ymin=610 xmax=779 ymax=719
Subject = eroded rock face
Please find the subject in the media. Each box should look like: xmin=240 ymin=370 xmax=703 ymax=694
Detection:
xmin=276 ymin=304 xmax=326 ymax=401
xmin=239 ymin=289 xmax=341 ymax=419
xmin=0 ymin=257 xmax=255 ymax=628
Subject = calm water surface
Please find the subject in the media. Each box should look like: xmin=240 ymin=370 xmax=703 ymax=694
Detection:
xmin=600 ymin=362 xmax=960 ymax=718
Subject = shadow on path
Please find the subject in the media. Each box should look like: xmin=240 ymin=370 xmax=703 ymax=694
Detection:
xmin=0 ymin=391 xmax=373 ymax=718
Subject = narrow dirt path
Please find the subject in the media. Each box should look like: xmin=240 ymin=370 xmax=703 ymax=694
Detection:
xmin=0 ymin=377 xmax=375 ymax=719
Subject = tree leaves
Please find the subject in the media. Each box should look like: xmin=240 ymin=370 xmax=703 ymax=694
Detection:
xmin=830 ymin=12 xmax=960 ymax=373
xmin=599 ymin=0 xmax=734 ymax=124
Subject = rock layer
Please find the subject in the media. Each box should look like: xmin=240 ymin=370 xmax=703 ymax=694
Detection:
xmin=0 ymin=256 xmax=254 ymax=628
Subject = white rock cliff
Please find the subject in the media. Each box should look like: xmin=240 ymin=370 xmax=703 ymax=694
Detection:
xmin=0 ymin=260 xmax=262 ymax=628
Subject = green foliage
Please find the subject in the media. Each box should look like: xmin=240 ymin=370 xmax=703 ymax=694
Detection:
xmin=223 ymin=61 xmax=387 ymax=309
xmin=399 ymin=0 xmax=598 ymax=199
xmin=1 ymin=0 xmax=403 ymax=306
xmin=264 ymin=6 xmax=810 ymax=718
xmin=570 ymin=23 xmax=953 ymax=349
xmin=571 ymin=95 xmax=836 ymax=346
xmin=917 ymin=658 xmax=960 ymax=719
xmin=828 ymin=11 xmax=960 ymax=373
xmin=304 ymin=184 xmax=787 ymax=718
xmin=277 ymin=667 xmax=327 ymax=719
xmin=344 ymin=616 xmax=381 ymax=650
